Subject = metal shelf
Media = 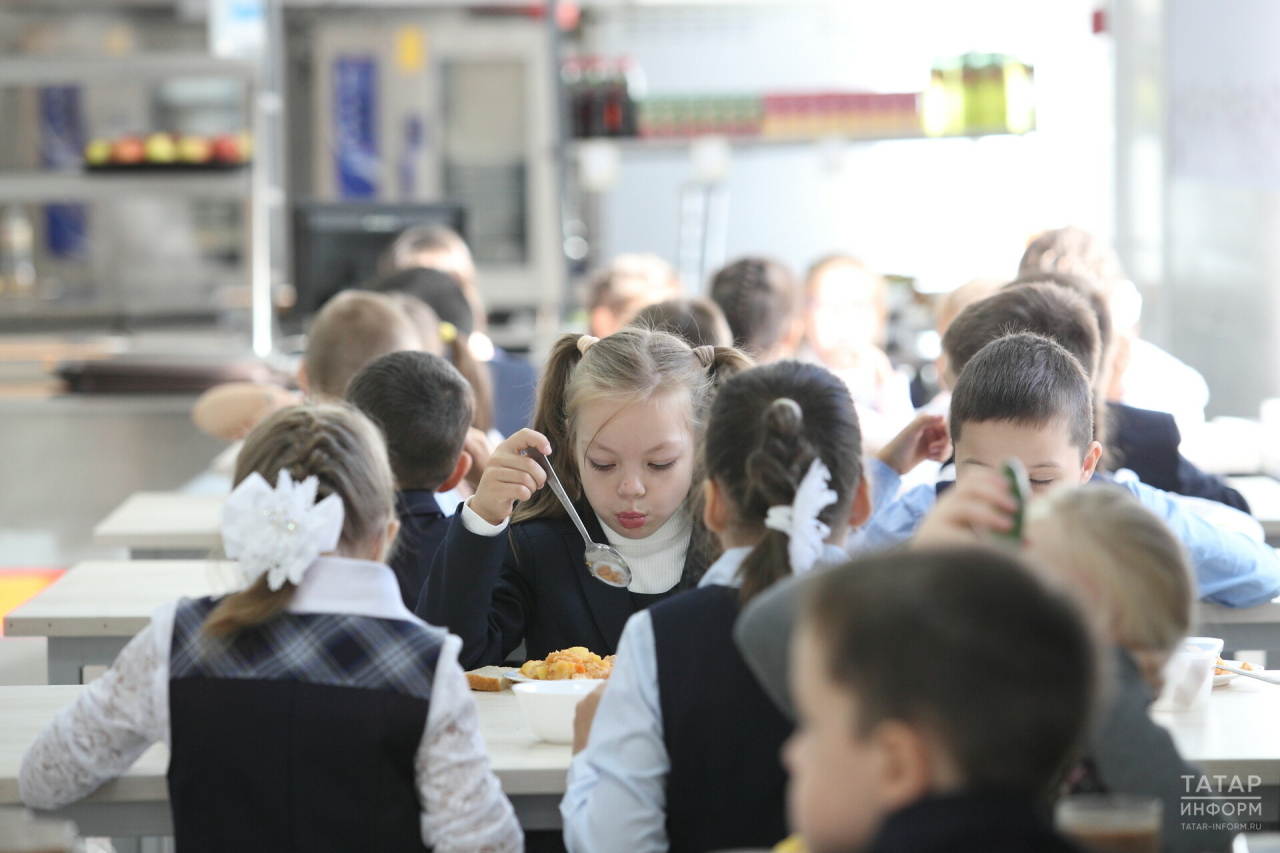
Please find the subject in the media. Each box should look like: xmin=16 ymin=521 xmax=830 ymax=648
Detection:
xmin=0 ymin=54 xmax=257 ymax=86
xmin=0 ymin=170 xmax=252 ymax=202
xmin=570 ymin=129 xmax=1029 ymax=153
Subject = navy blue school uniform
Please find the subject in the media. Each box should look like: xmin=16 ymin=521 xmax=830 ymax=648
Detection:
xmin=417 ymin=504 xmax=700 ymax=669
xmin=650 ymin=585 xmax=793 ymax=853
xmin=488 ymin=348 xmax=538 ymax=437
xmin=852 ymin=794 xmax=1079 ymax=853
xmin=390 ymin=489 xmax=451 ymax=609
xmin=1109 ymin=402 xmax=1249 ymax=512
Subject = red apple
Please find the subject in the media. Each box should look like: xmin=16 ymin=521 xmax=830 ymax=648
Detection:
xmin=211 ymin=134 xmax=244 ymax=164
xmin=144 ymin=132 xmax=178 ymax=164
xmin=112 ymin=136 xmax=145 ymax=165
xmin=177 ymin=135 xmax=213 ymax=164
xmin=84 ymin=138 xmax=113 ymax=166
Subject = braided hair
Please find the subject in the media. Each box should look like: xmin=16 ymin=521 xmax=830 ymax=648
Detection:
xmin=204 ymin=404 xmax=397 ymax=637
xmin=704 ymin=360 xmax=863 ymax=602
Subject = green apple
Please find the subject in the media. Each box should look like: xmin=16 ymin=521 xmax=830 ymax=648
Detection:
xmin=84 ymin=138 xmax=113 ymax=166
xmin=144 ymin=133 xmax=178 ymax=164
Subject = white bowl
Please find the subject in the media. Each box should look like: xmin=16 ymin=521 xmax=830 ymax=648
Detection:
xmin=1155 ymin=637 xmax=1224 ymax=712
xmin=512 ymin=680 xmax=603 ymax=744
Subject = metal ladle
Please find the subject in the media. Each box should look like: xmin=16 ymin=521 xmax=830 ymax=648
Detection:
xmin=527 ymin=449 xmax=633 ymax=588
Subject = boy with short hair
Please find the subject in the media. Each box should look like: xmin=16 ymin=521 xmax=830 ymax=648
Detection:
xmin=302 ymin=290 xmax=422 ymax=401
xmin=786 ymin=547 xmax=1095 ymax=853
xmin=857 ymin=333 xmax=1280 ymax=607
xmin=346 ymin=351 xmax=475 ymax=609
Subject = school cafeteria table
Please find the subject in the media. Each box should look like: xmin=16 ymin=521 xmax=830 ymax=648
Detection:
xmin=0 ymin=686 xmax=572 ymax=840
xmin=1153 ymin=673 xmax=1280 ymax=824
xmin=1200 ymin=598 xmax=1280 ymax=657
xmin=1229 ymin=477 xmax=1280 ymax=546
xmin=92 ymin=492 xmax=223 ymax=559
xmin=3 ymin=561 xmax=235 ymax=685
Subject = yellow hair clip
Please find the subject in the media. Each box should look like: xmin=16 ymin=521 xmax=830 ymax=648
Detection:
xmin=439 ymin=321 xmax=458 ymax=344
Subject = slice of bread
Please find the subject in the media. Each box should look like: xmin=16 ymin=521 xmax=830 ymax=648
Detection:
xmin=466 ymin=666 xmax=514 ymax=692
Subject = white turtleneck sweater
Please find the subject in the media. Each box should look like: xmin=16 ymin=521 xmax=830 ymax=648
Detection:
xmin=595 ymin=507 xmax=691 ymax=594
xmin=460 ymin=499 xmax=692 ymax=594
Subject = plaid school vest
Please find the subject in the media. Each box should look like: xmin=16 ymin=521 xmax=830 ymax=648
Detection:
xmin=166 ymin=597 xmax=446 ymax=853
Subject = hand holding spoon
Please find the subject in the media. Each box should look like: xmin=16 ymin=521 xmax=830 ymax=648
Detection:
xmin=526 ymin=449 xmax=633 ymax=588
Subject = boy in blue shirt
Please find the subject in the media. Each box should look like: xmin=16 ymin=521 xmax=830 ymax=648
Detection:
xmin=856 ymin=333 xmax=1280 ymax=607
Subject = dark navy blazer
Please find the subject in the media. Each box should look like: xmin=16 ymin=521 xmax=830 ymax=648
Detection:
xmin=1109 ymin=403 xmax=1249 ymax=513
xmin=389 ymin=490 xmax=450 ymax=611
xmin=417 ymin=505 xmax=702 ymax=669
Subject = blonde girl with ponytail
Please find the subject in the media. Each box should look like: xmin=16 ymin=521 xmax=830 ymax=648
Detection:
xmin=21 ymin=405 xmax=519 ymax=853
xmin=418 ymin=327 xmax=750 ymax=669
xmin=562 ymin=360 xmax=871 ymax=853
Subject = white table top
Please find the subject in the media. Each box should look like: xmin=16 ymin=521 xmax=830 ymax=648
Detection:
xmin=1197 ymin=596 xmax=1280 ymax=626
xmin=1153 ymin=672 xmax=1280 ymax=783
xmin=4 ymin=561 xmax=237 ymax=638
xmin=92 ymin=492 xmax=224 ymax=551
xmin=1228 ymin=477 xmax=1280 ymax=534
xmin=0 ymin=686 xmax=571 ymax=806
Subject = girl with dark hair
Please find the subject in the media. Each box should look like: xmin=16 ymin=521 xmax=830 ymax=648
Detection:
xmin=562 ymin=360 xmax=871 ymax=853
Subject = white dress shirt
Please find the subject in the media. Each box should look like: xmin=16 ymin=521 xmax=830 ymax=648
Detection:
xmin=19 ymin=557 xmax=521 ymax=853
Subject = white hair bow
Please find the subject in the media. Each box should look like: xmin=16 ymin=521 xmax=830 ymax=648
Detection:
xmin=764 ymin=458 xmax=838 ymax=575
xmin=221 ymin=470 xmax=345 ymax=591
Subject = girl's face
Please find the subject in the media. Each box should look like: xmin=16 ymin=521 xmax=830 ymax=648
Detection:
xmin=574 ymin=394 xmax=695 ymax=540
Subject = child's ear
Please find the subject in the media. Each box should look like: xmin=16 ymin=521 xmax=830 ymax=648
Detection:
xmin=296 ymin=363 xmax=309 ymax=396
xmin=871 ymin=720 xmax=941 ymax=810
xmin=438 ymin=452 xmax=474 ymax=494
xmin=703 ymin=479 xmax=730 ymax=536
xmin=849 ymin=477 xmax=872 ymax=528
xmin=1080 ymin=440 xmax=1103 ymax=483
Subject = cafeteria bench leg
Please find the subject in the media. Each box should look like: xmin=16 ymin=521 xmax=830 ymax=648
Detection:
xmin=46 ymin=637 xmax=132 ymax=685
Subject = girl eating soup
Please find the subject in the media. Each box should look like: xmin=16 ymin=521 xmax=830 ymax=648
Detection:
xmin=417 ymin=327 xmax=748 ymax=668
xmin=562 ymin=360 xmax=871 ymax=853
xmin=20 ymin=405 xmax=519 ymax=853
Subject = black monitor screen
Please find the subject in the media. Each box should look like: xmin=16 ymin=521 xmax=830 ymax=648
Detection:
xmin=290 ymin=202 xmax=466 ymax=321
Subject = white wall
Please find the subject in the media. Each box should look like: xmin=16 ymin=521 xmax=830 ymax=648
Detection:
xmin=583 ymin=0 xmax=1112 ymax=292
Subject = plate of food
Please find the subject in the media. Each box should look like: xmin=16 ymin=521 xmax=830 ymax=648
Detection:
xmin=1213 ymin=657 xmax=1257 ymax=687
xmin=509 ymin=646 xmax=616 ymax=682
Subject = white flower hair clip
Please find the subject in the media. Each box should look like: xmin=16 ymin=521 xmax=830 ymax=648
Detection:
xmin=764 ymin=457 xmax=838 ymax=575
xmin=221 ymin=470 xmax=345 ymax=591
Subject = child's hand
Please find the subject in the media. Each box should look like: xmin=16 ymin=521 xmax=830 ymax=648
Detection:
xmin=912 ymin=469 xmax=1017 ymax=548
xmin=572 ymin=682 xmax=607 ymax=755
xmin=469 ymin=428 xmax=552 ymax=526
xmin=462 ymin=427 xmax=494 ymax=491
xmin=876 ymin=413 xmax=951 ymax=476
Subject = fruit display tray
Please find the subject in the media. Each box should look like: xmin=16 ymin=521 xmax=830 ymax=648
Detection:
xmin=83 ymin=162 xmax=250 ymax=173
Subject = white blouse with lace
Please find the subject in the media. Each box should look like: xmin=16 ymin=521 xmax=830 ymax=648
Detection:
xmin=18 ymin=557 xmax=522 ymax=853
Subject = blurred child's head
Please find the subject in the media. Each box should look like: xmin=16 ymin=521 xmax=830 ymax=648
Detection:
xmin=208 ymin=404 xmax=398 ymax=637
xmin=935 ymin=278 xmax=1003 ymax=338
xmin=703 ymin=361 xmax=869 ymax=601
xmin=942 ymin=283 xmax=1101 ymax=388
xmin=1025 ymin=487 xmax=1192 ymax=686
xmin=383 ymin=292 xmax=444 ymax=357
xmin=710 ymin=257 xmax=801 ymax=361
xmin=1018 ymin=226 xmax=1125 ymax=288
xmin=787 ymin=547 xmax=1097 ymax=853
xmin=587 ymin=253 xmax=682 ymax=338
xmin=631 ymin=297 xmax=733 ymax=348
xmin=516 ymin=328 xmax=751 ymax=543
xmin=804 ymin=255 xmax=886 ymax=353
xmin=950 ymin=334 xmax=1102 ymax=494
xmin=382 ymin=224 xmax=484 ymax=329
xmin=345 ymin=351 xmax=475 ymax=493
xmin=302 ymin=291 xmax=422 ymax=401
xmin=370 ymin=268 xmax=495 ymax=432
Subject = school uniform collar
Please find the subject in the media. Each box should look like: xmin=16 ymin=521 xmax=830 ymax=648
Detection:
xmin=698 ymin=543 xmax=850 ymax=588
xmin=287 ymin=556 xmax=427 ymax=626
xmin=396 ymin=489 xmax=445 ymax=520
xmin=861 ymin=793 xmax=1072 ymax=853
